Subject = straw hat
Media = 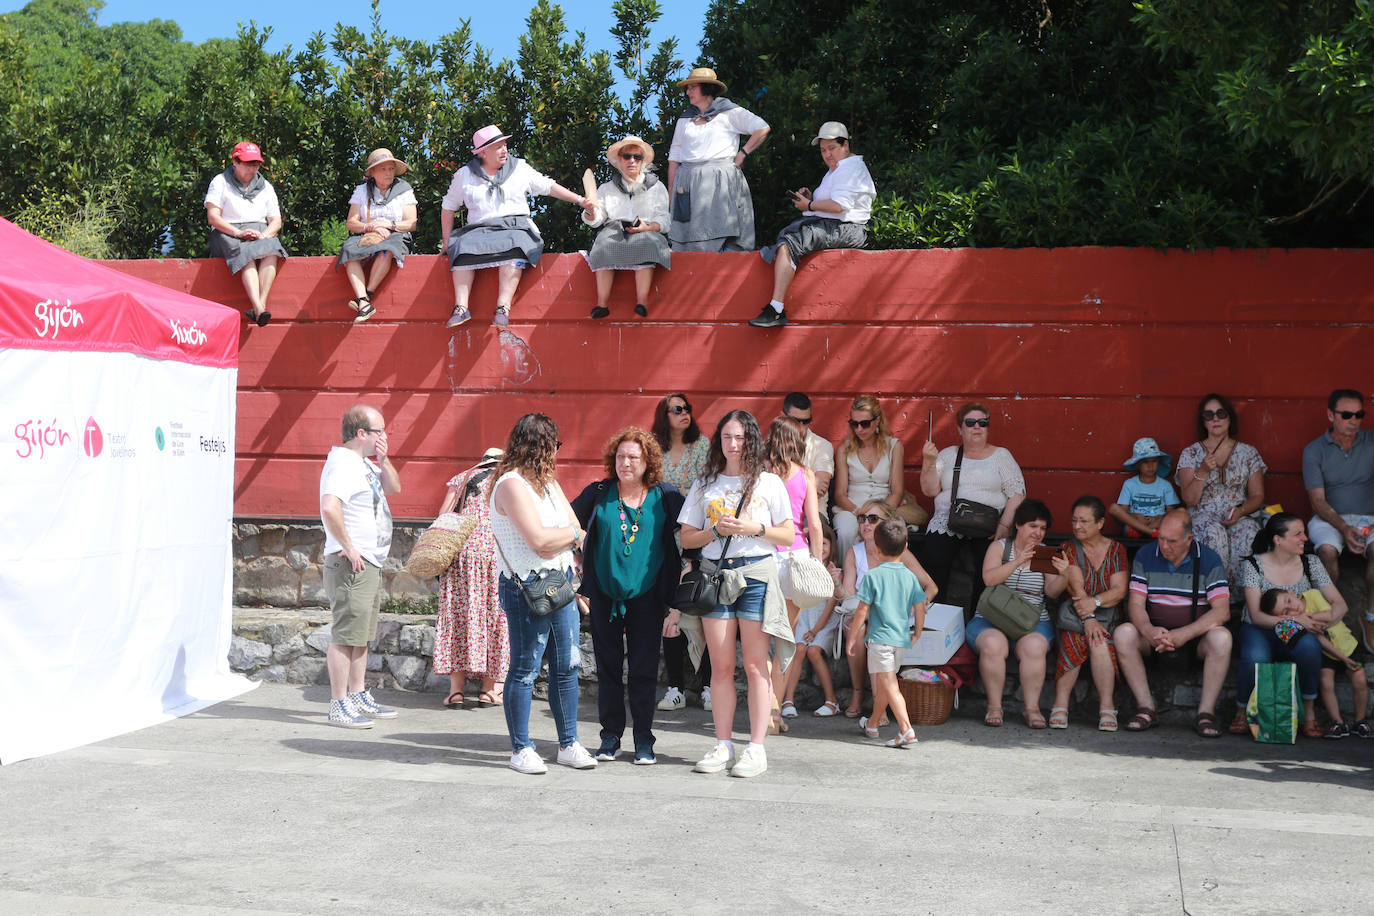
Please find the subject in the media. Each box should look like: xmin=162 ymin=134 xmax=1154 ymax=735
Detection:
xmin=676 ymin=67 xmax=726 ymax=92
xmin=473 ymin=447 xmax=503 ymax=470
xmin=606 ymin=136 xmax=654 ymax=167
xmin=472 ymin=125 xmax=512 ymax=153
xmin=364 ymin=148 xmax=408 ymax=176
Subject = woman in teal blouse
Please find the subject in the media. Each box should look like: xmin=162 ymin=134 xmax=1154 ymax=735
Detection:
xmin=572 ymin=426 xmax=685 ymax=765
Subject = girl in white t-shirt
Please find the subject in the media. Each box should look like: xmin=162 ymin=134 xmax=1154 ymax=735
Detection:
xmin=203 ymin=141 xmax=289 ymax=326
xmin=336 ymin=148 xmax=419 ymax=323
xmin=678 ymin=410 xmax=794 ymax=778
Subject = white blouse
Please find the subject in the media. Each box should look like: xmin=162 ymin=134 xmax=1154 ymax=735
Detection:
xmin=928 ymin=446 xmax=1026 ymax=536
xmin=582 ymin=178 xmax=670 ymax=230
xmin=667 ymin=106 xmax=769 ymax=163
xmin=805 ymin=155 xmax=876 ymax=223
xmin=489 ymin=472 xmax=575 ymax=579
xmin=204 ymin=173 xmax=281 ymax=223
xmin=441 ymin=159 xmax=557 ymax=225
xmin=348 ymin=183 xmax=417 ymax=224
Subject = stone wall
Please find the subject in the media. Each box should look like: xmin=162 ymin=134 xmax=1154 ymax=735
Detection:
xmin=233 ymin=522 xmax=437 ymax=607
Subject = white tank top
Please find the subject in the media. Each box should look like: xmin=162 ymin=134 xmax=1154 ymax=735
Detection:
xmin=851 ymin=543 xmax=871 ymax=585
xmin=489 ymin=471 xmax=574 ymax=578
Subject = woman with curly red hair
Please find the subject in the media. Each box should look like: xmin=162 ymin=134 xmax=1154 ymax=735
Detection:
xmin=571 ymin=427 xmax=686 ymax=765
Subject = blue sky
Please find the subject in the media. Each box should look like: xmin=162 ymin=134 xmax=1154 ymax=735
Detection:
xmin=1 ymin=1 xmax=711 ymax=69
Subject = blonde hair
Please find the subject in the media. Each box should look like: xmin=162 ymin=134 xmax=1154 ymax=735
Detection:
xmin=841 ymin=394 xmax=892 ymax=455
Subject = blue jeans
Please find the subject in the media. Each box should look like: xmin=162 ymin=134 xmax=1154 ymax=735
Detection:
xmin=966 ymin=614 xmax=1054 ymax=651
xmin=702 ymin=556 xmax=769 ymax=621
xmin=1236 ymin=623 xmax=1321 ymax=701
xmin=499 ymin=573 xmax=581 ymax=753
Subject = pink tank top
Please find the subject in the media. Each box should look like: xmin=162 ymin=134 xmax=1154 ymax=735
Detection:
xmin=781 ymin=466 xmax=808 ymax=552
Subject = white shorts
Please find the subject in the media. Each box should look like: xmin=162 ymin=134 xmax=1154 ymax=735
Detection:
xmin=867 ymin=644 xmax=904 ymax=673
xmin=1307 ymin=514 xmax=1374 ymax=553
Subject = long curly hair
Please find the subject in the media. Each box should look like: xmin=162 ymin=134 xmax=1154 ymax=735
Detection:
xmin=767 ymin=415 xmax=806 ymax=476
xmin=840 ymin=394 xmax=892 ymax=456
xmin=493 ymin=413 xmax=559 ymax=490
xmin=703 ymin=410 xmax=766 ymax=488
xmin=601 ymin=426 xmax=664 ymax=487
xmin=651 ymin=392 xmax=701 ymax=450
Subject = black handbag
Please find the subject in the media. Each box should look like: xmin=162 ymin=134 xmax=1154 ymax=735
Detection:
xmin=494 ymin=532 xmax=579 ymax=618
xmin=948 ymin=445 xmax=1001 ymax=539
xmin=1054 ymin=540 xmax=1120 ymax=633
xmin=674 ymin=477 xmax=756 ymax=616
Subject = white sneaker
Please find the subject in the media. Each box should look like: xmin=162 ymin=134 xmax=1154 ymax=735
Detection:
xmin=693 ymin=742 xmax=735 ymax=774
xmin=327 ymin=698 xmax=372 ymax=729
xmin=509 ymin=746 xmax=547 ymax=774
xmin=556 ymin=742 xmax=598 ymax=770
xmin=730 ymin=745 xmax=767 ymax=778
xmin=657 ymin=687 xmax=685 ymax=711
xmin=701 ymin=686 xmax=712 ymax=711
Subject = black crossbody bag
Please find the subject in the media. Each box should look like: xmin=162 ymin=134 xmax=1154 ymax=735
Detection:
xmin=674 ymin=476 xmax=757 ymax=616
xmin=948 ymin=446 xmax=1001 ymax=539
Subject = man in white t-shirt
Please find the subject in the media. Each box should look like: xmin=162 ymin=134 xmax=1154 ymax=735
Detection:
xmin=320 ymin=404 xmax=402 ymax=728
xmin=783 ymin=392 xmax=834 ymax=520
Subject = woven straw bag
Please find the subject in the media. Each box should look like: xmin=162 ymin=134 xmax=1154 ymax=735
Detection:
xmin=783 ymin=550 xmax=836 ymax=606
xmin=405 ymin=513 xmax=477 ymax=577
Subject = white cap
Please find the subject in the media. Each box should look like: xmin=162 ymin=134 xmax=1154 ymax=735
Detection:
xmin=811 ymin=121 xmax=850 ymax=145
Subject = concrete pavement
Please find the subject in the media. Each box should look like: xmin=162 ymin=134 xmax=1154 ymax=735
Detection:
xmin=1 ymin=683 xmax=1371 ymax=914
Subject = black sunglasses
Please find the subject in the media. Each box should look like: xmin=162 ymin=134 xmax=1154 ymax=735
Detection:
xmin=669 ymin=404 xmax=691 ymax=415
xmin=857 ymin=513 xmax=884 ymax=524
xmin=1335 ymin=409 xmax=1366 ymax=420
xmin=556 ymin=440 xmax=564 ymax=452
xmin=619 ymin=152 xmax=645 ymax=161
xmin=962 ymin=417 xmax=990 ymax=428
xmin=848 ymin=418 xmax=874 ymax=430
xmin=787 ymin=414 xmax=813 ymax=425
xmin=1201 ymin=408 xmax=1230 ymax=421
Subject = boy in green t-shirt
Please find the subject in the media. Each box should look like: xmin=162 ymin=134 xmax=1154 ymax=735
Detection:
xmin=847 ymin=519 xmax=927 ymax=747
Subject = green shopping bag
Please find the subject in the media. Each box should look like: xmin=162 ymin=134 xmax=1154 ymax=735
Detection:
xmin=1245 ymin=662 xmax=1298 ymax=744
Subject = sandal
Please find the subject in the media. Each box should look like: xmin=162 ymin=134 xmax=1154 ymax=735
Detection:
xmin=1025 ymin=710 xmax=1048 ymax=729
xmin=1124 ymin=708 xmax=1157 ymax=731
xmin=1098 ymin=708 xmax=1119 ymax=732
xmin=1194 ymin=712 xmax=1222 ymax=738
xmin=984 ymin=708 xmax=1004 ymax=727
xmin=813 ymin=700 xmax=840 ymax=717
xmin=477 ymin=691 xmax=498 ymax=708
xmin=1229 ymin=707 xmax=1249 ymax=735
xmin=858 ymin=715 xmax=880 ymax=739
xmin=844 ymin=705 xmax=861 ymax=718
xmin=1301 ymin=719 xmax=1323 ymax=739
xmin=347 ymin=297 xmax=365 ymax=312
xmin=443 ymin=691 xmax=466 ymax=709
xmin=1049 ymin=707 xmax=1069 ymax=729
xmin=885 ymin=728 xmax=918 ymax=748
xmin=354 ymin=299 xmax=376 ymax=323
xmin=780 ymin=700 xmax=798 ymax=719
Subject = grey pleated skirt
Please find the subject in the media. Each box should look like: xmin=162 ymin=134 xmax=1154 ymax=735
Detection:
xmin=336 ymin=231 xmax=412 ymax=267
xmin=760 ymin=216 xmax=867 ymax=265
xmin=209 ymin=222 xmax=289 ymax=275
xmin=447 ymin=216 xmax=544 ymax=268
xmin=668 ymin=158 xmax=755 ymax=252
xmin=586 ymin=223 xmax=671 ymax=270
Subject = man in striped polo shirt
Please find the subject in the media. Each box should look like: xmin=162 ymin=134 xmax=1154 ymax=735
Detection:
xmin=1115 ymin=509 xmax=1232 ymax=737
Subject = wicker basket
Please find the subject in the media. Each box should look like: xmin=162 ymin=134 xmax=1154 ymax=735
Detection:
xmin=405 ymin=514 xmax=477 ymax=578
xmin=897 ymin=676 xmax=957 ymax=726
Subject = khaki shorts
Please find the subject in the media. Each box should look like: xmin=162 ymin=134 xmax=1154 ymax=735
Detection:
xmin=867 ymin=643 xmax=904 ymax=673
xmin=324 ymin=554 xmax=383 ymax=647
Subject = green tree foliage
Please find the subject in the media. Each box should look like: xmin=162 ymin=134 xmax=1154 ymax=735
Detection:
xmin=700 ymin=0 xmax=1372 ymax=247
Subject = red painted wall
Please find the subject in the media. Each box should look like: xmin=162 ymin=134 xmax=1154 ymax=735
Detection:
xmin=106 ymin=248 xmax=1374 ymax=529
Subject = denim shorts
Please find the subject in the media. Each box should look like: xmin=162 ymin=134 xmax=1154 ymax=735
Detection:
xmin=702 ymin=555 xmax=770 ymax=622
xmin=966 ymin=613 xmax=1054 ymax=651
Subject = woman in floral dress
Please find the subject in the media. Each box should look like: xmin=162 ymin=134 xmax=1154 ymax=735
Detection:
xmin=434 ymin=449 xmax=509 ymax=707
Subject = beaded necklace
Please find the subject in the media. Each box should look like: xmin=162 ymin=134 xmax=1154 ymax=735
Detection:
xmin=618 ymin=487 xmax=645 ymax=556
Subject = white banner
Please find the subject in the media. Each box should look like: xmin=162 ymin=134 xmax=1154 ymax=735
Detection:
xmin=0 ymin=348 xmax=253 ymax=764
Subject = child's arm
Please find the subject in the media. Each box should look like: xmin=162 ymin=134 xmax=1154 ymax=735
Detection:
xmin=1315 ymin=632 xmax=1361 ymax=670
xmin=812 ymin=596 xmax=838 ymax=633
xmin=910 ymin=600 xmax=927 ymax=646
xmin=846 ymin=602 xmax=870 ymax=657
xmin=1108 ymin=502 xmax=1159 ymax=534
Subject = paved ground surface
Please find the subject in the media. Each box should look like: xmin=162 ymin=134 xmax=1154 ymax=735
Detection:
xmin=1 ymin=682 xmax=1371 ymax=915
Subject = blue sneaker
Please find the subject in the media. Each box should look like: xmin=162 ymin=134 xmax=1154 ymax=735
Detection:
xmin=348 ymin=690 xmax=397 ymax=719
xmin=327 ymin=698 xmax=372 ymax=729
xmin=633 ymin=743 xmax=656 ymax=766
xmin=594 ymin=738 xmax=621 ymax=761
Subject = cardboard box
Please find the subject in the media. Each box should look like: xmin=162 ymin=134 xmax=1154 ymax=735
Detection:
xmin=902 ymin=602 xmax=965 ymax=666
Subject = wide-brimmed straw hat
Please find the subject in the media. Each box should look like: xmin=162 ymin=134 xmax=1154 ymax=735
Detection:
xmin=676 ymin=66 xmax=726 ymax=92
xmin=472 ymin=125 xmax=512 ymax=153
xmin=606 ymin=136 xmax=654 ymax=167
xmin=1122 ymin=437 xmax=1172 ymax=477
xmin=473 ymin=447 xmax=503 ymax=470
xmin=364 ymin=148 xmax=408 ymax=176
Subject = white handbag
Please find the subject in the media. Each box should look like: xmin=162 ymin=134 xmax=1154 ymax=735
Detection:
xmin=783 ymin=549 xmax=836 ymax=607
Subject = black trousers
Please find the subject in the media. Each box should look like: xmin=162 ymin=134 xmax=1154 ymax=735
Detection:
xmin=662 ymin=632 xmax=711 ymax=689
xmin=588 ymin=589 xmax=664 ymax=748
xmin=918 ymin=531 xmax=989 ymax=619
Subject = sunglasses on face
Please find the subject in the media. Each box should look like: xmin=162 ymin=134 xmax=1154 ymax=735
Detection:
xmin=619 ymin=152 xmax=645 ymax=161
xmin=1336 ymin=410 xmax=1366 ymax=420
xmin=858 ymin=514 xmax=884 ymax=525
xmin=962 ymin=417 xmax=990 ymax=428
xmin=556 ymin=440 xmax=564 ymax=452
xmin=848 ymin=418 xmax=874 ymax=430
xmin=787 ymin=415 xmax=813 ymax=425
xmin=1201 ymin=408 xmax=1229 ymax=421
xmin=669 ymin=404 xmax=691 ymax=415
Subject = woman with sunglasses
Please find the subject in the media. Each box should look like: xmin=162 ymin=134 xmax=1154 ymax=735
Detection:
xmin=678 ymin=410 xmax=795 ymax=778
xmin=581 ymin=137 xmax=670 ymax=319
xmin=1176 ymin=393 xmax=1268 ymax=597
xmin=832 ymin=395 xmax=905 ymax=561
xmin=919 ymin=402 xmax=1026 ymax=616
xmin=651 ymin=393 xmax=713 ymax=711
xmin=838 ymin=500 xmax=938 ymax=718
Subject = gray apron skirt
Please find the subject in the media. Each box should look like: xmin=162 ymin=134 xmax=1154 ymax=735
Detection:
xmin=446 ymin=215 xmax=544 ymax=268
xmin=208 ymin=221 xmax=289 ymax=275
xmin=668 ymin=158 xmax=755 ymax=252
xmin=586 ymin=223 xmax=671 ymax=270
xmin=760 ymin=216 xmax=867 ymax=266
xmin=336 ymin=231 xmax=412 ymax=268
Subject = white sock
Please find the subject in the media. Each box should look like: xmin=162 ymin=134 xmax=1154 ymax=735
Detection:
xmin=717 ymin=740 xmax=734 ymax=754
xmin=747 ymin=741 xmax=765 ymax=753
xmin=768 ymin=299 xmax=784 ymax=314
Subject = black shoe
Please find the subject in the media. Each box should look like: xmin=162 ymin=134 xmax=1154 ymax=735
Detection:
xmin=748 ymin=305 xmax=786 ymax=328
xmin=590 ymin=305 xmax=610 ymax=319
xmin=633 ymin=302 xmax=648 ymax=317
